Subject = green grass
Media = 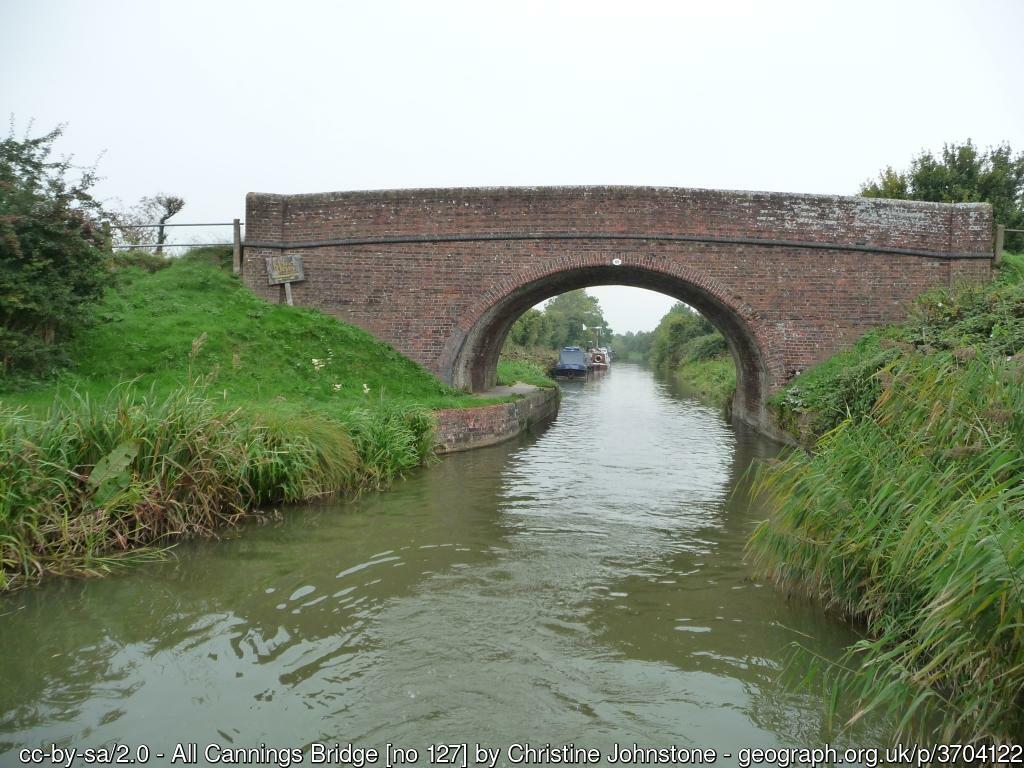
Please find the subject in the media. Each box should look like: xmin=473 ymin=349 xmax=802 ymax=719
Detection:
xmin=673 ymin=354 xmax=736 ymax=406
xmin=496 ymin=344 xmax=557 ymax=388
xmin=0 ymin=383 xmax=436 ymax=590
xmin=496 ymin=359 xmax=557 ymax=388
xmin=748 ymin=252 xmax=1024 ymax=742
xmin=1 ymin=248 xmax=488 ymax=414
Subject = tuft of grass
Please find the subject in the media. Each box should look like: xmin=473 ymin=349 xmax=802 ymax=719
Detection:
xmin=338 ymin=406 xmax=436 ymax=488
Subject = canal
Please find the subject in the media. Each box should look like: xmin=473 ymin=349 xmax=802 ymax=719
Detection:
xmin=0 ymin=364 xmax=881 ymax=763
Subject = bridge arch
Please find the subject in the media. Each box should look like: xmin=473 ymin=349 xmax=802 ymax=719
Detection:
xmin=440 ymin=252 xmax=778 ymax=427
xmin=243 ymin=186 xmax=993 ymax=438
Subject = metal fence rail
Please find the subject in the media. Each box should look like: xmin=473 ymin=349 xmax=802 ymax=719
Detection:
xmin=104 ymin=219 xmax=244 ymax=274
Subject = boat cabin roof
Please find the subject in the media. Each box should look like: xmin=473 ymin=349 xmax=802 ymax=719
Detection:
xmin=558 ymin=347 xmax=587 ymax=364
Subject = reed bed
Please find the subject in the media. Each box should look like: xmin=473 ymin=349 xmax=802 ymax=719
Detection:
xmin=0 ymin=385 xmax=435 ymax=591
xmin=748 ymin=355 xmax=1024 ymax=742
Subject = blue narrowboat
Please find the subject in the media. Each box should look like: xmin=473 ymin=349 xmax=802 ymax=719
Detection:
xmin=550 ymin=346 xmax=589 ymax=379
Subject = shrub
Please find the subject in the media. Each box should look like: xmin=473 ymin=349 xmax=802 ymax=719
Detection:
xmin=110 ymin=249 xmax=171 ymax=273
xmin=0 ymin=125 xmax=108 ymax=377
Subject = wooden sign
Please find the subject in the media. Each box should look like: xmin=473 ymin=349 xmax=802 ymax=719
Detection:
xmin=266 ymin=254 xmax=305 ymax=285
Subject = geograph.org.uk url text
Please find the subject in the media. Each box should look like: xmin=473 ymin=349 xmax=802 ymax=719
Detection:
xmin=15 ymin=741 xmax=1024 ymax=767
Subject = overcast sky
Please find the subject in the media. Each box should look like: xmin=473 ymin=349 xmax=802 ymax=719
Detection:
xmin=3 ymin=0 xmax=1022 ymax=332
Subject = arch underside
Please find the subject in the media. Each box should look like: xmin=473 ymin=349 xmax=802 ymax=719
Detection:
xmin=449 ymin=263 xmax=771 ymax=429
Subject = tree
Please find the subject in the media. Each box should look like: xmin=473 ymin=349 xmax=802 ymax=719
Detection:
xmin=109 ymin=194 xmax=185 ymax=251
xmin=0 ymin=124 xmax=107 ymax=375
xmin=543 ymin=289 xmax=612 ymax=348
xmin=649 ymin=302 xmax=715 ymax=370
xmin=610 ymin=329 xmax=654 ymax=362
xmin=506 ymin=307 xmax=553 ymax=348
xmin=860 ymin=140 xmax=1024 ymax=251
xmin=151 ymin=194 xmax=184 ymax=254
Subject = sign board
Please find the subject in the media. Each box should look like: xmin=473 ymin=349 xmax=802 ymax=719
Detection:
xmin=266 ymin=255 xmax=306 ymax=286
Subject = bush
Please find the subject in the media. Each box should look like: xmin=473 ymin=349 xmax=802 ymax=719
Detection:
xmin=110 ymin=249 xmax=171 ymax=273
xmin=0 ymin=125 xmax=108 ymax=377
xmin=681 ymin=331 xmax=727 ymax=362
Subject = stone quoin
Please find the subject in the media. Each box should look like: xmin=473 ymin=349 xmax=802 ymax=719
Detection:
xmin=242 ymin=186 xmax=993 ymax=434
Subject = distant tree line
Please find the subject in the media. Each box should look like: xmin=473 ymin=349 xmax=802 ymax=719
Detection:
xmin=506 ymin=289 xmax=613 ymax=350
xmin=610 ymin=329 xmax=654 ymax=362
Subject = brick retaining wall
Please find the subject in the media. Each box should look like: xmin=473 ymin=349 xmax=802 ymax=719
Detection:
xmin=434 ymin=387 xmax=560 ymax=453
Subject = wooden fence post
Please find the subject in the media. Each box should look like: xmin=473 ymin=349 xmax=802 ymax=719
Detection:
xmin=232 ymin=218 xmax=242 ymax=274
xmin=994 ymin=223 xmax=1005 ymax=265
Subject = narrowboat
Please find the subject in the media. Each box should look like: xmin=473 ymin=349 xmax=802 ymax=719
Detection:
xmin=551 ymin=346 xmax=589 ymax=379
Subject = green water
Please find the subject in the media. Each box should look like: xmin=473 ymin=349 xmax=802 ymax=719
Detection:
xmin=0 ymin=364 xmax=880 ymax=765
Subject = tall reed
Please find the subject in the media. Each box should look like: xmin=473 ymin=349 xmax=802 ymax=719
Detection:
xmin=339 ymin=405 xmax=436 ymax=488
xmin=0 ymin=385 xmax=435 ymax=591
xmin=748 ymin=355 xmax=1024 ymax=742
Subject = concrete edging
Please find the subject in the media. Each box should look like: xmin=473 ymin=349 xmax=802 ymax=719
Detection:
xmin=433 ymin=386 xmax=560 ymax=454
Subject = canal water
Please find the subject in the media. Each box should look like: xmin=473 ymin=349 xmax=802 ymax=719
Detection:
xmin=0 ymin=364 xmax=880 ymax=764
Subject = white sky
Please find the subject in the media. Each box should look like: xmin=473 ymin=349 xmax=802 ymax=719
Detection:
xmin=3 ymin=0 xmax=1022 ymax=332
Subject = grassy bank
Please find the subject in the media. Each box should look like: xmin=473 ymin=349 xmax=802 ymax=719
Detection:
xmin=0 ymin=385 xmax=435 ymax=591
xmin=748 ymin=253 xmax=1024 ymax=742
xmin=0 ymin=248 xmax=502 ymax=590
xmin=673 ymin=354 xmax=735 ymax=406
xmin=643 ymin=303 xmax=737 ymax=407
xmin=666 ymin=331 xmax=736 ymax=408
xmin=2 ymin=248 xmax=491 ymax=414
xmin=496 ymin=344 xmax=557 ymax=388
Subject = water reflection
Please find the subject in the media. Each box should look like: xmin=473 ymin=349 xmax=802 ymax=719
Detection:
xmin=0 ymin=364 xmax=878 ymax=761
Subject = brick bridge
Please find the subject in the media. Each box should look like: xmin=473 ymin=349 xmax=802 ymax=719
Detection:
xmin=243 ymin=186 xmax=993 ymax=433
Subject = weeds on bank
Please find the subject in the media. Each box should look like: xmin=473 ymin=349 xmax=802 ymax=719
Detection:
xmin=748 ymin=254 xmax=1024 ymax=742
xmin=0 ymin=384 xmax=435 ymax=592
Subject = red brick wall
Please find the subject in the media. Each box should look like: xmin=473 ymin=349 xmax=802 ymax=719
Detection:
xmin=243 ymin=186 xmax=993 ymax=432
xmin=434 ymin=387 xmax=560 ymax=453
